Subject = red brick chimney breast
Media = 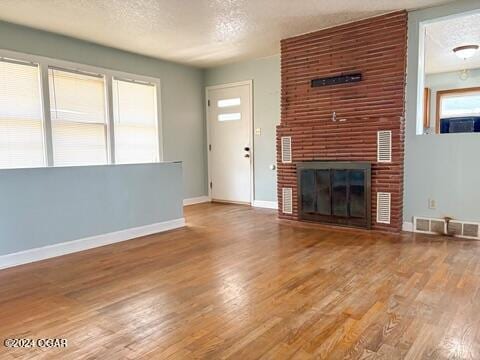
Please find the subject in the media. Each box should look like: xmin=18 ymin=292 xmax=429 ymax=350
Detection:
xmin=277 ymin=11 xmax=408 ymax=232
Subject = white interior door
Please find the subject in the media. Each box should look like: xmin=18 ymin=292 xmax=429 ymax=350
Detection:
xmin=207 ymin=82 xmax=252 ymax=204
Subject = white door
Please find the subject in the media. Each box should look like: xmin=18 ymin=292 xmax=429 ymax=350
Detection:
xmin=207 ymin=82 xmax=252 ymax=204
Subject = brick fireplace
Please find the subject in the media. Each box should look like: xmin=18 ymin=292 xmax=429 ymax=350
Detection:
xmin=276 ymin=11 xmax=407 ymax=232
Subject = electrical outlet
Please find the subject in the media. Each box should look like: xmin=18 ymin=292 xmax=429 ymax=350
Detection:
xmin=428 ymin=198 xmax=436 ymax=209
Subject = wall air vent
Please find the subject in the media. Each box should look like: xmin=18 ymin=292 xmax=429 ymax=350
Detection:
xmin=447 ymin=221 xmax=463 ymax=236
xmin=415 ymin=218 xmax=430 ymax=232
xmin=376 ymin=192 xmax=391 ymax=224
xmin=377 ymin=131 xmax=392 ymax=163
xmin=413 ymin=217 xmax=480 ymax=240
xmin=281 ymin=136 xmax=292 ymax=163
xmin=463 ymin=223 xmax=479 ymax=238
xmin=282 ymin=188 xmax=293 ymax=214
xmin=431 ymin=219 xmax=446 ymax=234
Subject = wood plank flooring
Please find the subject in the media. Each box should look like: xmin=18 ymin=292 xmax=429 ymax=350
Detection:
xmin=1 ymin=203 xmax=479 ymax=359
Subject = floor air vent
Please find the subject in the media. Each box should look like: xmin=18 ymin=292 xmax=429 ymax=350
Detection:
xmin=282 ymin=188 xmax=293 ymax=214
xmin=413 ymin=217 xmax=480 ymax=240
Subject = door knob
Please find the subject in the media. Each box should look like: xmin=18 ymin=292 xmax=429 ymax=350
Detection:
xmin=244 ymin=147 xmax=250 ymax=151
xmin=244 ymin=154 xmax=250 ymax=158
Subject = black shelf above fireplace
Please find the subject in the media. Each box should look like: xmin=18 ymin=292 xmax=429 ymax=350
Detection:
xmin=297 ymin=162 xmax=371 ymax=229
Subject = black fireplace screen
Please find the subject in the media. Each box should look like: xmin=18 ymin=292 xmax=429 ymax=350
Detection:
xmin=297 ymin=162 xmax=371 ymax=229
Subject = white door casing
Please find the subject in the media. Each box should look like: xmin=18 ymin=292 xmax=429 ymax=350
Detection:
xmin=206 ymin=81 xmax=253 ymax=204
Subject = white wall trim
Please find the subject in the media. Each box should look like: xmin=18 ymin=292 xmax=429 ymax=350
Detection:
xmin=402 ymin=222 xmax=414 ymax=232
xmin=183 ymin=196 xmax=211 ymax=206
xmin=0 ymin=218 xmax=185 ymax=270
xmin=253 ymin=200 xmax=278 ymax=210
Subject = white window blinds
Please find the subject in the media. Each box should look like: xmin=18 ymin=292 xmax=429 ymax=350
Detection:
xmin=0 ymin=59 xmax=44 ymax=169
xmin=49 ymin=68 xmax=108 ymax=166
xmin=112 ymin=78 xmax=159 ymax=164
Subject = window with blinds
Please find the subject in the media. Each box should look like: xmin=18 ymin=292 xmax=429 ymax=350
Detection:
xmin=0 ymin=59 xmax=44 ymax=169
xmin=112 ymin=78 xmax=159 ymax=164
xmin=49 ymin=68 xmax=108 ymax=166
xmin=0 ymin=50 xmax=161 ymax=170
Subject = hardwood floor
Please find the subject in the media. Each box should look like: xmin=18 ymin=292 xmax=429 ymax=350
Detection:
xmin=1 ymin=203 xmax=479 ymax=359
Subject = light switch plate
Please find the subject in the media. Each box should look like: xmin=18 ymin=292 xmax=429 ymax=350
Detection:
xmin=255 ymin=128 xmax=261 ymax=135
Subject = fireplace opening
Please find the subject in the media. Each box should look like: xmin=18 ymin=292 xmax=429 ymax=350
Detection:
xmin=297 ymin=162 xmax=371 ymax=229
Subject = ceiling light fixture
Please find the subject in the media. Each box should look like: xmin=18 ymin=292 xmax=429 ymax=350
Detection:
xmin=453 ymin=45 xmax=479 ymax=59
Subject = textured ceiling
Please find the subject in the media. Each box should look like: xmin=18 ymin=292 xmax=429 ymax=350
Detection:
xmin=0 ymin=0 xmax=456 ymax=68
xmin=425 ymin=12 xmax=480 ymax=74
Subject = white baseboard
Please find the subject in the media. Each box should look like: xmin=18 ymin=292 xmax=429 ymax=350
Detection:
xmin=183 ymin=196 xmax=210 ymax=206
xmin=402 ymin=222 xmax=414 ymax=232
xmin=253 ymin=200 xmax=278 ymax=210
xmin=0 ymin=218 xmax=185 ymax=270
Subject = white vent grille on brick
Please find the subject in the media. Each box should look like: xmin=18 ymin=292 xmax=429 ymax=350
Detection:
xmin=377 ymin=131 xmax=392 ymax=163
xmin=281 ymin=136 xmax=292 ymax=163
xmin=282 ymin=188 xmax=293 ymax=214
xmin=376 ymin=192 xmax=391 ymax=224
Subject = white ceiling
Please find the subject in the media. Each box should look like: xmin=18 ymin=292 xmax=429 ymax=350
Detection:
xmin=0 ymin=0 xmax=456 ymax=68
xmin=425 ymin=12 xmax=480 ymax=74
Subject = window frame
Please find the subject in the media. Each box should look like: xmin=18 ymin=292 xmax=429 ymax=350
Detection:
xmin=423 ymin=87 xmax=431 ymax=130
xmin=0 ymin=48 xmax=163 ymax=168
xmin=0 ymin=56 xmax=46 ymax=168
xmin=435 ymin=87 xmax=480 ymax=134
xmin=111 ymin=76 xmax=160 ymax=164
xmin=48 ymin=66 xmax=110 ymax=166
xmin=412 ymin=6 xmax=480 ymax=136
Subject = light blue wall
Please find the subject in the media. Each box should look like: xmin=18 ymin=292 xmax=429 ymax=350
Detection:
xmin=405 ymin=0 xmax=480 ymax=224
xmin=205 ymin=55 xmax=280 ymax=203
xmin=0 ymin=20 xmax=207 ymax=199
xmin=0 ymin=162 xmax=184 ymax=255
xmin=425 ymin=68 xmax=480 ymax=131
